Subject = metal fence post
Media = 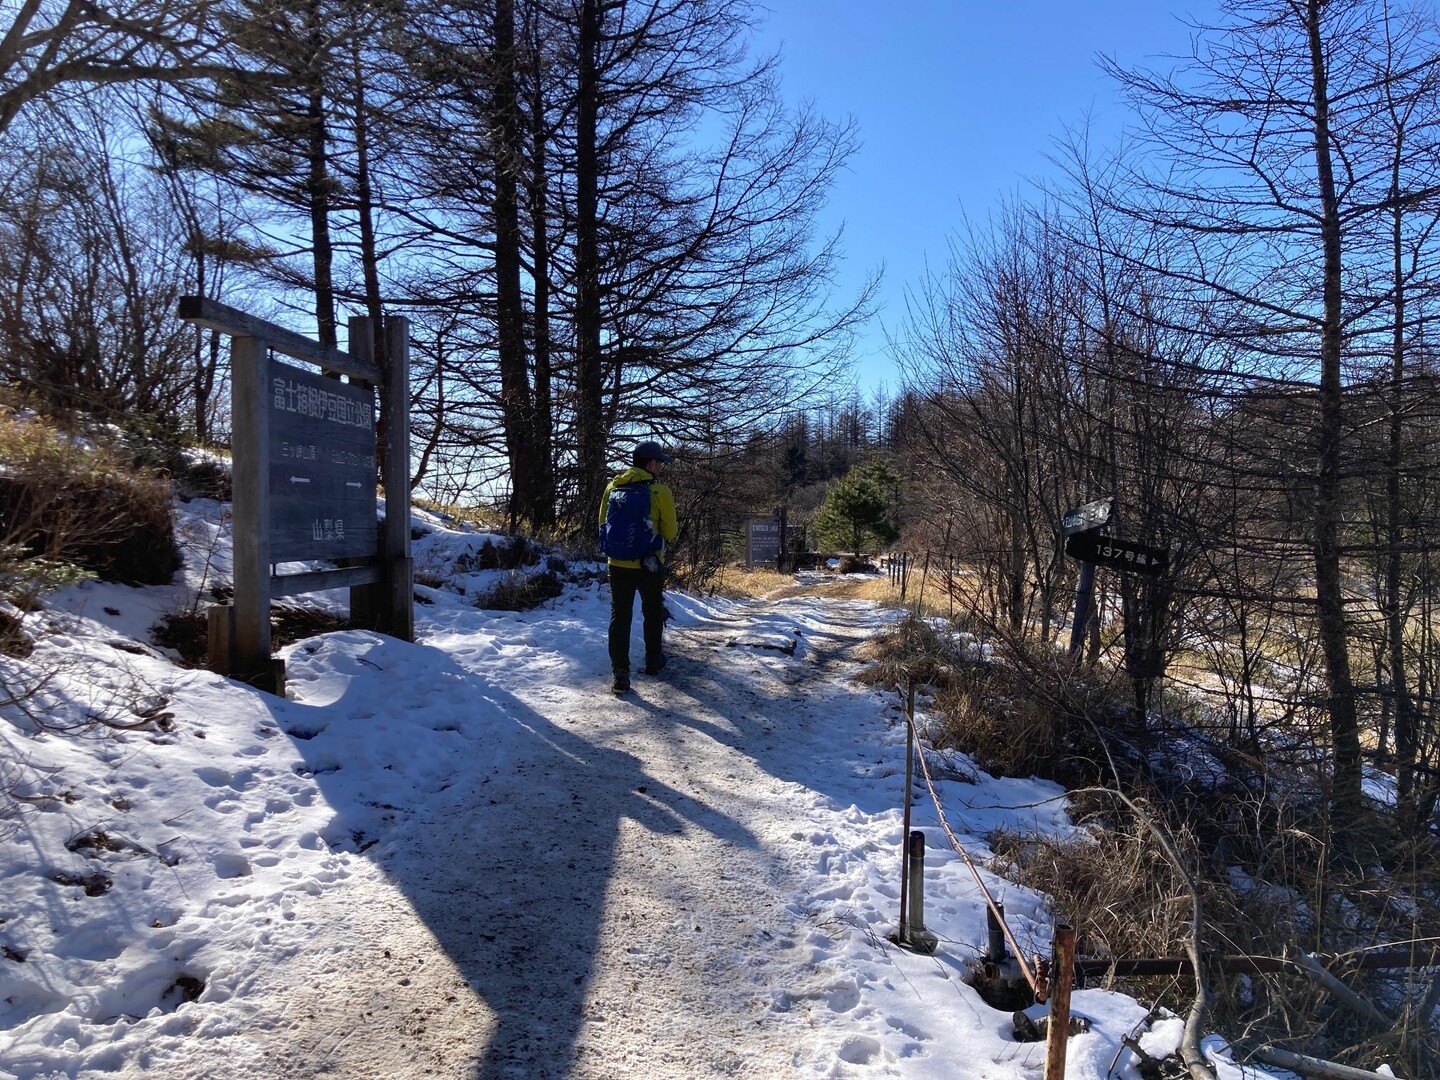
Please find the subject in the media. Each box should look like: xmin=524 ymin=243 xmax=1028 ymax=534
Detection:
xmin=906 ymin=830 xmax=938 ymax=953
xmin=897 ymin=680 xmax=915 ymax=943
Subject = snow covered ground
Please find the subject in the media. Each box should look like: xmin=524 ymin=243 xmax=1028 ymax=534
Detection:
xmin=0 ymin=499 xmax=1278 ymax=1078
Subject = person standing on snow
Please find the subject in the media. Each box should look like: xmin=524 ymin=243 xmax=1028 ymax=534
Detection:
xmin=598 ymin=440 xmax=678 ymax=695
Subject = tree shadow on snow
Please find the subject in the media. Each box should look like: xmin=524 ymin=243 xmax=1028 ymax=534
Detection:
xmin=625 ymin=602 xmax=907 ymax=821
xmin=269 ymin=634 xmax=758 ymax=1080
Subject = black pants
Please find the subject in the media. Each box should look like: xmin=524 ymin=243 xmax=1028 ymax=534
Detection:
xmin=608 ymin=564 xmax=664 ymax=673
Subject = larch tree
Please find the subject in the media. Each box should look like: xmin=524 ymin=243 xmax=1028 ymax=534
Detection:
xmin=1096 ymin=0 xmax=1440 ymax=818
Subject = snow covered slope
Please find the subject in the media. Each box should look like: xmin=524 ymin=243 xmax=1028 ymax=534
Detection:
xmin=0 ymin=500 xmax=1256 ymax=1079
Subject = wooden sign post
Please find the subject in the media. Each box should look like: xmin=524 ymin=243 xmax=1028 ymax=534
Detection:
xmin=180 ymin=297 xmax=413 ymax=694
xmin=745 ymin=517 xmax=781 ymax=570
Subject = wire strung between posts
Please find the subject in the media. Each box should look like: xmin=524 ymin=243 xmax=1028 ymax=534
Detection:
xmin=903 ymin=691 xmax=1042 ymax=999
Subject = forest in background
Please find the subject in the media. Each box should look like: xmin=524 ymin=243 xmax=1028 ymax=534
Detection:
xmin=9 ymin=0 xmax=1440 ymax=819
xmin=0 ymin=0 xmax=873 ymax=532
xmin=8 ymin=1 xmax=1440 ymax=1069
xmin=9 ymin=0 xmax=1440 ymax=826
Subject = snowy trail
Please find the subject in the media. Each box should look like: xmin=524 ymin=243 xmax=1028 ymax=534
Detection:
xmin=173 ymin=593 xmax=911 ymax=1079
xmin=0 ymin=510 xmax=1266 ymax=1080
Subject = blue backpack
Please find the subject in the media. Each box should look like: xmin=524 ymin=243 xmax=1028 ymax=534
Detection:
xmin=600 ymin=480 xmax=658 ymax=561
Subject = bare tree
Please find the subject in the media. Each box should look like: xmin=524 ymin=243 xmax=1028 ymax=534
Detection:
xmin=1096 ymin=0 xmax=1440 ymax=817
xmin=0 ymin=0 xmax=234 ymax=135
xmin=0 ymin=98 xmax=195 ymax=423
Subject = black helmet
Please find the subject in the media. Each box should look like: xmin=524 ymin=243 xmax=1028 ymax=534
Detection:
xmin=633 ymin=440 xmax=673 ymax=466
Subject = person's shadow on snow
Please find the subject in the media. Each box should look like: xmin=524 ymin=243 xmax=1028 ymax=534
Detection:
xmin=273 ymin=636 xmax=757 ymax=1080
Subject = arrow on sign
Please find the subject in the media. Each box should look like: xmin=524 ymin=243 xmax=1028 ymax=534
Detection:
xmin=1064 ymin=531 xmax=1169 ymax=576
xmin=289 ymin=475 xmax=311 ymax=484
xmin=345 ymin=481 xmax=362 ymax=489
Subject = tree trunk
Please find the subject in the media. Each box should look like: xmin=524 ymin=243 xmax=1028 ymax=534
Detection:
xmin=1386 ymin=113 xmax=1418 ymax=827
xmin=304 ymin=1 xmax=337 ymax=353
xmin=527 ymin=33 xmax=555 ymax=530
xmin=350 ymin=38 xmax=388 ymax=471
xmin=1305 ymin=0 xmax=1363 ymax=820
xmin=351 ymin=40 xmax=383 ymax=335
xmin=492 ymin=0 xmax=535 ymax=532
xmin=572 ymin=0 xmax=606 ymax=526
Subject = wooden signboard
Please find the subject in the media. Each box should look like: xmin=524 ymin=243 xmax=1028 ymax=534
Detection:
xmin=746 ymin=518 xmax=781 ymax=569
xmin=179 ymin=296 xmax=412 ymax=694
xmin=268 ymin=359 xmax=377 ymax=562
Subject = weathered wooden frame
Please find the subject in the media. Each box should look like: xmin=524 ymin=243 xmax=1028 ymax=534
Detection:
xmin=179 ymin=297 xmax=413 ymax=693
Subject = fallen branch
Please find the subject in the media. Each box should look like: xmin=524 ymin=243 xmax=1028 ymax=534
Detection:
xmin=1289 ymin=951 xmax=1392 ymax=1028
xmin=1252 ymin=1045 xmax=1399 ymax=1080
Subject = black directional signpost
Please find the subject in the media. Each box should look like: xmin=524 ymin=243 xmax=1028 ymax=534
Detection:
xmin=1061 ymin=495 xmax=1169 ymax=658
xmin=1063 ymin=531 xmax=1169 ymax=576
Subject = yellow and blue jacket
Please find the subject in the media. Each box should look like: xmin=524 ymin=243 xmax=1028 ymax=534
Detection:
xmin=598 ymin=466 xmax=678 ymax=568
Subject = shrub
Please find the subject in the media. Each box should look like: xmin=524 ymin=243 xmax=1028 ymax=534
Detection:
xmin=0 ymin=414 xmax=181 ymax=585
xmin=110 ymin=425 xmax=231 ymax=502
xmin=153 ymin=606 xmax=352 ymax=668
xmin=859 ymin=614 xmax=970 ymax=691
xmin=456 ymin=535 xmax=538 ymax=572
xmin=474 ymin=570 xmax=564 ymax=611
xmin=909 ymin=629 xmax=1134 ymax=788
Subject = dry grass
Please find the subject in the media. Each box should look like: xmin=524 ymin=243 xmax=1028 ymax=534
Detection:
xmin=0 ymin=413 xmax=180 ymax=587
xmin=472 ymin=569 xmax=564 ymax=611
xmin=702 ymin=564 xmax=914 ymax=603
xmin=870 ymin=558 xmax=989 ymax=622
xmin=411 ymin=496 xmax=506 ymax=532
xmin=990 ymin=825 xmax=1198 ymax=963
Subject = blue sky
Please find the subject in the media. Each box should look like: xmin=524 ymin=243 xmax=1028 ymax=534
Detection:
xmin=752 ymin=0 xmax=1222 ymax=393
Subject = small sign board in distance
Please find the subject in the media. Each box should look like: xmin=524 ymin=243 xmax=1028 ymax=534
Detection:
xmin=268 ymin=357 xmax=378 ymax=562
xmin=1064 ymin=531 xmax=1169 ymax=576
xmin=1061 ymin=497 xmax=1114 ymax=536
xmin=746 ymin=518 xmax=781 ymax=569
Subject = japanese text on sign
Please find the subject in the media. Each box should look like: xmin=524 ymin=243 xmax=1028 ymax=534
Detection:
xmin=1096 ymin=543 xmax=1153 ymax=566
xmin=272 ymin=377 xmax=372 ymax=429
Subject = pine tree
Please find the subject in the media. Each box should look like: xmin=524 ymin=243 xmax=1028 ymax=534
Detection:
xmin=815 ymin=461 xmax=899 ymax=556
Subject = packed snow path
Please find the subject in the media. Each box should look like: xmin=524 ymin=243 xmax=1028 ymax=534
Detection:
xmin=112 ymin=593 xmax=933 ymax=1080
xmin=4 ymin=566 xmax=1180 ymax=1080
xmin=263 ymin=595 xmax=913 ymax=1079
xmin=261 ymin=595 xmax=894 ymax=1079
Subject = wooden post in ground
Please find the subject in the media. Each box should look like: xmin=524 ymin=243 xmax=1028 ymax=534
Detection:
xmin=346 ymin=315 xmax=380 ymax=630
xmin=228 ymin=335 xmax=276 ymax=689
xmin=206 ymin=602 xmax=234 ymax=676
xmin=382 ymin=315 xmax=413 ymax=641
xmin=1044 ymin=924 xmax=1076 ymax=1080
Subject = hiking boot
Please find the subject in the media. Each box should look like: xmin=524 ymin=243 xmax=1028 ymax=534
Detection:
xmin=611 ymin=672 xmax=631 ymax=695
xmin=644 ymin=655 xmax=667 ymax=676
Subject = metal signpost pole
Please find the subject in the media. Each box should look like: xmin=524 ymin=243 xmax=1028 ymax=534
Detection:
xmin=1061 ymin=498 xmax=1113 ymax=661
xmin=1068 ymin=558 xmax=1095 ymax=659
